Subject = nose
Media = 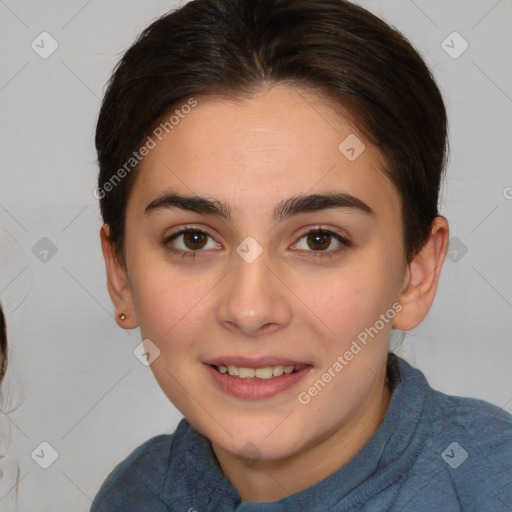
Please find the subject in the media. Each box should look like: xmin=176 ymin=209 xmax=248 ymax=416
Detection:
xmin=216 ymin=243 xmax=292 ymax=338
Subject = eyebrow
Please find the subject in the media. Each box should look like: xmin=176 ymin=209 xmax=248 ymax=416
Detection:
xmin=144 ymin=189 xmax=375 ymax=222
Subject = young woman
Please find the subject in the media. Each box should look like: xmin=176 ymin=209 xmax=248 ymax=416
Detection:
xmin=91 ymin=0 xmax=512 ymax=510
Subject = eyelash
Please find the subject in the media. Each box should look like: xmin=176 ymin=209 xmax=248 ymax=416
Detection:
xmin=161 ymin=225 xmax=351 ymax=261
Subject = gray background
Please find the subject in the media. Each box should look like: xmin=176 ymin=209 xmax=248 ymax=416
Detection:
xmin=0 ymin=0 xmax=511 ymax=510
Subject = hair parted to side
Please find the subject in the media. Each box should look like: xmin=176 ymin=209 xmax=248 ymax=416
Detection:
xmin=96 ymin=0 xmax=448 ymax=264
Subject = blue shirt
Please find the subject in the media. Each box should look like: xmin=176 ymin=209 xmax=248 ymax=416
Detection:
xmin=90 ymin=354 xmax=512 ymax=511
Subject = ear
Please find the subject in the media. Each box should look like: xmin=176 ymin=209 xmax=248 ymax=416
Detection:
xmin=100 ymin=224 xmax=138 ymax=329
xmin=393 ymin=216 xmax=449 ymax=331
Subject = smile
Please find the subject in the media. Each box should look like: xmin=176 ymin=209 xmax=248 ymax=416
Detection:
xmin=204 ymin=362 xmax=312 ymax=399
xmin=212 ymin=363 xmax=306 ymax=380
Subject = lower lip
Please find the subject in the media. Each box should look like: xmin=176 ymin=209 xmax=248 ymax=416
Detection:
xmin=204 ymin=364 xmax=312 ymax=400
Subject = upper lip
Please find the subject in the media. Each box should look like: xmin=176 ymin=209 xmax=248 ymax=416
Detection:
xmin=204 ymin=356 xmax=311 ymax=368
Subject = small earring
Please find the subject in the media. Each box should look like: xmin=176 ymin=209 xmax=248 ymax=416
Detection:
xmin=119 ymin=313 xmax=126 ymax=321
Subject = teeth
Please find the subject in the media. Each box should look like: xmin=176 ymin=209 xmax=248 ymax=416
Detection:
xmin=255 ymin=367 xmax=273 ymax=379
xmin=217 ymin=364 xmax=302 ymax=380
xmin=272 ymin=366 xmax=284 ymax=377
xmin=227 ymin=365 xmax=239 ymax=377
xmin=238 ymin=367 xmax=255 ymax=378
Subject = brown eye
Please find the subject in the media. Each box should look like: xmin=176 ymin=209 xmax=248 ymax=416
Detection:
xmin=306 ymin=230 xmax=332 ymax=251
xmin=182 ymin=231 xmax=208 ymax=250
xmin=293 ymin=228 xmax=350 ymax=259
xmin=163 ymin=227 xmax=220 ymax=259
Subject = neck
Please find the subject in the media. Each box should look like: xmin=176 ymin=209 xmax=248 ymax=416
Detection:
xmin=212 ymin=365 xmax=392 ymax=502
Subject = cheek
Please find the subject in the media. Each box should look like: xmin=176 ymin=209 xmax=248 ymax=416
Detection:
xmin=306 ymin=258 xmax=397 ymax=341
xmin=127 ymin=247 xmax=208 ymax=344
xmin=134 ymin=278 xmax=207 ymax=345
xmin=128 ymin=258 xmax=210 ymax=414
xmin=295 ymin=263 xmax=396 ymax=420
xmin=124 ymin=217 xmax=198 ymax=329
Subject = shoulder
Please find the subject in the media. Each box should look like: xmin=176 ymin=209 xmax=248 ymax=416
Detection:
xmin=431 ymin=388 xmax=512 ymax=449
xmin=395 ymin=354 xmax=512 ymax=448
xmin=391 ymin=355 xmax=512 ymax=509
xmin=422 ymin=386 xmax=512 ymax=508
xmin=90 ymin=419 xmax=189 ymax=512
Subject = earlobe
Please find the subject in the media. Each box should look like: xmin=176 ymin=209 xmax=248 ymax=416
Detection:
xmin=393 ymin=216 xmax=449 ymax=331
xmin=100 ymin=225 xmax=138 ymax=329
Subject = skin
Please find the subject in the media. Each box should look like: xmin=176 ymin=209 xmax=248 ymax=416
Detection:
xmin=101 ymin=84 xmax=449 ymax=502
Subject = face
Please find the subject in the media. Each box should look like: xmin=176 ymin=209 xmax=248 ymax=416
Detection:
xmin=116 ymin=84 xmax=410 ymax=461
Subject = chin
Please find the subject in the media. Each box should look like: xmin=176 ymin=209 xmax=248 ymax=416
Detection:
xmin=204 ymin=420 xmax=308 ymax=461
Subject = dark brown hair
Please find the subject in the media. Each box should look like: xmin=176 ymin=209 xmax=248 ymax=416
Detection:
xmin=0 ymin=304 xmax=7 ymax=383
xmin=96 ymin=0 xmax=448 ymax=263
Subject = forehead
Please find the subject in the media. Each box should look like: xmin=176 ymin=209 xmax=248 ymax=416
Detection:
xmin=130 ymin=84 xmax=400 ymax=223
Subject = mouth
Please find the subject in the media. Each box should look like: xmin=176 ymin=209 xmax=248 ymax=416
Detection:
xmin=203 ymin=357 xmax=313 ymax=399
